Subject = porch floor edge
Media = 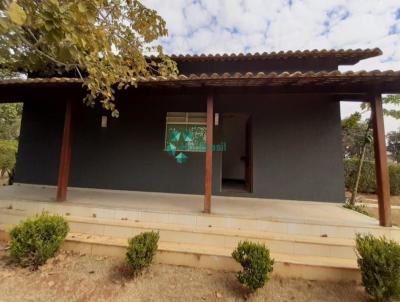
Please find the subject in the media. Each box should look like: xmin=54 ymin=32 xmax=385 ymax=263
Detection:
xmin=0 ymin=184 xmax=383 ymax=229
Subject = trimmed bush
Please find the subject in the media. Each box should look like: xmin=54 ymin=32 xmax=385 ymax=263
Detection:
xmin=126 ymin=231 xmax=159 ymax=275
xmin=356 ymin=234 xmax=400 ymax=302
xmin=344 ymin=159 xmax=400 ymax=195
xmin=9 ymin=213 xmax=69 ymax=269
xmin=232 ymin=241 xmax=274 ymax=292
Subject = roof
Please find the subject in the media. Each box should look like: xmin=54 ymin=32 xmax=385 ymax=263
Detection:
xmin=0 ymin=69 xmax=399 ymax=89
xmin=0 ymin=47 xmax=398 ymax=95
xmin=156 ymin=48 xmax=382 ymax=63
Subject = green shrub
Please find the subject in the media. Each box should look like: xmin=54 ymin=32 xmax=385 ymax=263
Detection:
xmin=9 ymin=212 xmax=69 ymax=269
xmin=0 ymin=140 xmax=17 ymax=175
xmin=356 ymin=234 xmax=400 ymax=302
xmin=126 ymin=231 xmax=159 ymax=275
xmin=232 ymin=241 xmax=274 ymax=292
xmin=389 ymin=164 xmax=400 ymax=196
xmin=344 ymin=159 xmax=400 ymax=195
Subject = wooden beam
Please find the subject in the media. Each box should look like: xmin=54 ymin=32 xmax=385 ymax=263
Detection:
xmin=56 ymin=99 xmax=73 ymax=201
xmin=371 ymin=92 xmax=392 ymax=226
xmin=204 ymin=90 xmax=214 ymax=213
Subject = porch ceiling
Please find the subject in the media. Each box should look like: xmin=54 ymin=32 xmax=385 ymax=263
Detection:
xmin=0 ymin=69 xmax=399 ymax=96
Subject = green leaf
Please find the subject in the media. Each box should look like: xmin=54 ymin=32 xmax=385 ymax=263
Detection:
xmin=49 ymin=0 xmax=59 ymax=6
xmin=78 ymin=2 xmax=87 ymax=13
xmin=8 ymin=2 xmax=27 ymax=26
xmin=0 ymin=0 xmax=177 ymax=117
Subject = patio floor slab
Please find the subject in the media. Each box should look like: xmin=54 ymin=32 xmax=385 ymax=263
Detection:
xmin=0 ymin=183 xmax=380 ymax=227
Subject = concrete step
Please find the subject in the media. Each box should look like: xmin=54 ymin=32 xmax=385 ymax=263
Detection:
xmin=0 ymin=209 xmax=356 ymax=260
xmin=63 ymin=232 xmax=360 ymax=282
xmin=0 ymin=223 xmax=361 ymax=282
xmin=1 ymin=199 xmax=398 ymax=241
xmin=67 ymin=215 xmax=357 ymax=260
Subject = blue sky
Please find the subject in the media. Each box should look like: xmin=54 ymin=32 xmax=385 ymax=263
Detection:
xmin=142 ymin=0 xmax=400 ymax=132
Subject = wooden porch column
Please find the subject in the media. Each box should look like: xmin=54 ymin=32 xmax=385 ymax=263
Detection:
xmin=370 ymin=92 xmax=391 ymax=227
xmin=204 ymin=91 xmax=214 ymax=213
xmin=56 ymin=99 xmax=73 ymax=202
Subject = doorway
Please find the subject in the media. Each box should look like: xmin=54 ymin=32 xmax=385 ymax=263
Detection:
xmin=221 ymin=113 xmax=252 ymax=193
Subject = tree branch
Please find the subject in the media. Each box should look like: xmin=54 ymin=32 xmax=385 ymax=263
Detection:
xmin=16 ymin=31 xmax=75 ymax=69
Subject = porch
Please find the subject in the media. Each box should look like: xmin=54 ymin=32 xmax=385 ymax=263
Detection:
xmin=2 ymin=183 xmax=400 ymax=281
xmin=0 ymin=183 xmax=381 ymax=227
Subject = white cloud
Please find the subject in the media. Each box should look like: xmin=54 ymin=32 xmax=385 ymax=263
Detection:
xmin=183 ymin=2 xmax=212 ymax=30
xmin=141 ymin=0 xmax=400 ymax=132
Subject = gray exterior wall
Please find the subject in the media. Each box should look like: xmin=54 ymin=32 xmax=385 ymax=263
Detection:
xmin=15 ymin=90 xmax=345 ymax=202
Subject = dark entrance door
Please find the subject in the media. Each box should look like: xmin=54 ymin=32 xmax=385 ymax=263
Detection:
xmin=221 ymin=113 xmax=252 ymax=193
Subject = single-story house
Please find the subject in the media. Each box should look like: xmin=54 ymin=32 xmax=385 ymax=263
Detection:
xmin=0 ymin=48 xmax=399 ymax=226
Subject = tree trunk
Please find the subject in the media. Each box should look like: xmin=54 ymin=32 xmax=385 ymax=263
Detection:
xmin=8 ymin=168 xmax=14 ymax=185
xmin=350 ymin=116 xmax=372 ymax=205
xmin=350 ymin=144 xmax=367 ymax=205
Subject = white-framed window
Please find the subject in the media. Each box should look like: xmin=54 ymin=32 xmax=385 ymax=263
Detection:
xmin=165 ymin=112 xmax=207 ymax=152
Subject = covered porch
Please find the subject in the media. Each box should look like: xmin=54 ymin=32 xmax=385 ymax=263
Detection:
xmin=0 ymin=68 xmax=399 ymax=227
xmin=0 ymin=183 xmax=383 ymax=228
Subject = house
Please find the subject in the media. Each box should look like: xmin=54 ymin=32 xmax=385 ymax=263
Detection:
xmin=0 ymin=48 xmax=399 ymax=227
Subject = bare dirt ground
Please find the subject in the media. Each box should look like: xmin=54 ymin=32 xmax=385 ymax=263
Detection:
xmin=0 ymin=242 xmax=370 ymax=302
xmin=0 ymin=175 xmax=8 ymax=186
xmin=366 ymin=207 xmax=400 ymax=226
xmin=345 ymin=191 xmax=400 ymax=205
xmin=345 ymin=192 xmax=400 ymax=225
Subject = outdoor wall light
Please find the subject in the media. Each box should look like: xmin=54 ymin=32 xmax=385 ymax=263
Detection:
xmin=101 ymin=115 xmax=108 ymax=128
xmin=215 ymin=113 xmax=219 ymax=126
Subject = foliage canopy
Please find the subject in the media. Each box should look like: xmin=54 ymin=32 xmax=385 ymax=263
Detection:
xmin=0 ymin=139 xmax=17 ymax=175
xmin=387 ymin=130 xmax=400 ymax=163
xmin=344 ymin=159 xmax=400 ymax=195
xmin=341 ymin=112 xmax=374 ymax=160
xmin=361 ymin=94 xmax=400 ymax=120
xmin=0 ymin=103 xmax=22 ymax=140
xmin=0 ymin=0 xmax=177 ymax=117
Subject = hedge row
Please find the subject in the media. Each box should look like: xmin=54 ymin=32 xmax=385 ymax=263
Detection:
xmin=344 ymin=159 xmax=400 ymax=195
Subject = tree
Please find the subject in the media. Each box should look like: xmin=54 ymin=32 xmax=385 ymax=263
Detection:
xmin=387 ymin=130 xmax=400 ymax=163
xmin=0 ymin=93 xmax=21 ymax=182
xmin=342 ymin=112 xmax=374 ymax=160
xmin=0 ymin=0 xmax=177 ymax=117
xmin=0 ymin=139 xmax=17 ymax=177
xmin=0 ymin=103 xmax=22 ymax=140
xmin=344 ymin=95 xmax=400 ymax=205
xmin=0 ymin=69 xmax=22 ymax=181
xmin=342 ymin=112 xmax=374 ymax=205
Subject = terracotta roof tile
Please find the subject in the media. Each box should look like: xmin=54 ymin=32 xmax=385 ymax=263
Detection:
xmin=0 ymin=69 xmax=399 ymax=92
xmin=161 ymin=48 xmax=382 ymax=62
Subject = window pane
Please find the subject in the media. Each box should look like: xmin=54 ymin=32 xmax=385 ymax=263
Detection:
xmin=188 ymin=112 xmax=206 ymax=124
xmin=166 ymin=123 xmax=207 ymax=152
xmin=166 ymin=112 xmax=186 ymax=123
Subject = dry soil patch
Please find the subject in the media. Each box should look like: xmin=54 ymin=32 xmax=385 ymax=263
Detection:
xmin=0 ymin=241 xmax=371 ymax=302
